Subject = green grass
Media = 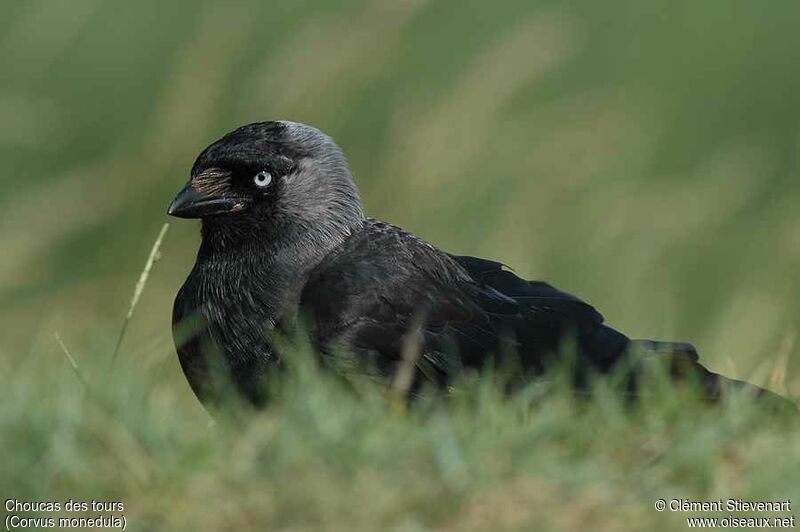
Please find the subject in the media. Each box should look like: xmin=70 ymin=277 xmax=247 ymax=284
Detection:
xmin=2 ymin=0 xmax=800 ymax=529
xmin=2 ymin=313 xmax=799 ymax=531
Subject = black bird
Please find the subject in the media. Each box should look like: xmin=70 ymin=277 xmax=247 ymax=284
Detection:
xmin=168 ymin=121 xmax=791 ymax=410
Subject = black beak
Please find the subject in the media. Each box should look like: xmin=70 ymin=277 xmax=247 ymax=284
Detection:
xmin=167 ymin=183 xmax=245 ymax=219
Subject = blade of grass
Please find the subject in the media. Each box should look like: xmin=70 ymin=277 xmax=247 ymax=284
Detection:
xmin=769 ymin=329 xmax=795 ymax=394
xmin=111 ymin=222 xmax=169 ymax=364
xmin=391 ymin=318 xmax=424 ymax=402
xmin=55 ymin=331 xmax=88 ymax=389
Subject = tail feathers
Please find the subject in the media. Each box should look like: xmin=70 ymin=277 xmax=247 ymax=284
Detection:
xmin=629 ymin=339 xmax=797 ymax=410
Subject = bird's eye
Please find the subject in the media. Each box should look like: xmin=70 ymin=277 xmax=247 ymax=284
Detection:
xmin=253 ymin=170 xmax=273 ymax=188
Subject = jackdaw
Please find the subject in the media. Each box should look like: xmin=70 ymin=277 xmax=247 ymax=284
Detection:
xmin=167 ymin=121 xmax=793 ymax=410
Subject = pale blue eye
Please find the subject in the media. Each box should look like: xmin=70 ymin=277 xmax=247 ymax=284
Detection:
xmin=253 ymin=170 xmax=272 ymax=188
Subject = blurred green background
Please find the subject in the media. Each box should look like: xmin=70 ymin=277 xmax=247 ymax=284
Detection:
xmin=2 ymin=0 xmax=800 ymax=399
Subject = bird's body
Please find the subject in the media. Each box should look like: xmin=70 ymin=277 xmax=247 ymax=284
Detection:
xmin=168 ymin=121 xmax=791 ymax=410
xmin=300 ymin=219 xmax=627 ymax=387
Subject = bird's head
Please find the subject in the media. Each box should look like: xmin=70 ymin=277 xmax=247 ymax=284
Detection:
xmin=168 ymin=121 xmax=364 ymax=248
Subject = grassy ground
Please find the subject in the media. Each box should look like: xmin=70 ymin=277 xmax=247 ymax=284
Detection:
xmin=2 ymin=305 xmax=799 ymax=531
xmin=2 ymin=0 xmax=800 ymax=530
